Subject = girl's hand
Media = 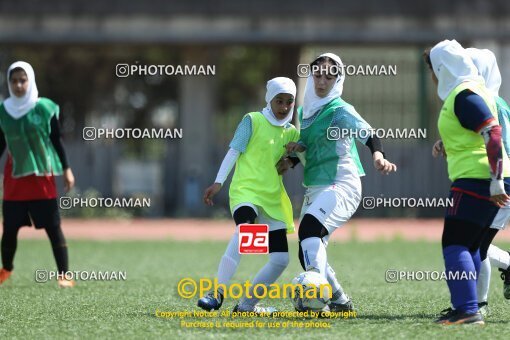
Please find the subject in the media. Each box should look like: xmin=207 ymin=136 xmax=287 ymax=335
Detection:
xmin=432 ymin=140 xmax=446 ymax=158
xmin=276 ymin=157 xmax=293 ymax=175
xmin=490 ymin=194 xmax=510 ymax=208
xmin=373 ymin=152 xmax=397 ymax=175
xmin=285 ymin=142 xmax=306 ymax=153
xmin=63 ymin=168 xmax=75 ymax=192
xmin=490 ymin=179 xmax=510 ymax=208
xmin=203 ymin=183 xmax=222 ymax=206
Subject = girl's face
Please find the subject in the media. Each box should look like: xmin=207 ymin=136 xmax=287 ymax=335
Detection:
xmin=313 ymin=61 xmax=338 ymax=98
xmin=9 ymin=70 xmax=29 ymax=98
xmin=270 ymin=93 xmax=295 ymax=120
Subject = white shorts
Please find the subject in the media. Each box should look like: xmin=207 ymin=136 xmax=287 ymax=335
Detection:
xmin=299 ymin=181 xmax=361 ymax=236
xmin=491 ymin=202 xmax=510 ymax=230
xmin=232 ymin=203 xmax=286 ymax=231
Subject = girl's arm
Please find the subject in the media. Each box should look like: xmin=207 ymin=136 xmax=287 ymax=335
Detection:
xmin=214 ymin=148 xmax=240 ymax=185
xmin=49 ymin=115 xmax=75 ymax=192
xmin=332 ymin=107 xmax=396 ymax=175
xmin=203 ymin=148 xmax=240 ymax=206
xmin=0 ymin=127 xmax=5 ymax=157
xmin=454 ymin=90 xmax=510 ymax=206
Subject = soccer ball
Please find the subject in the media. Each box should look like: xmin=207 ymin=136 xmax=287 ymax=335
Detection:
xmin=289 ymin=271 xmax=332 ymax=312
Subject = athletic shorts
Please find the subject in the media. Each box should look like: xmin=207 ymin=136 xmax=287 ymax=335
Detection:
xmin=2 ymin=199 xmax=60 ymax=229
xmin=232 ymin=203 xmax=286 ymax=231
xmin=449 ymin=178 xmax=510 ymax=228
xmin=299 ymin=181 xmax=361 ymax=235
xmin=446 ymin=190 xmax=498 ymax=227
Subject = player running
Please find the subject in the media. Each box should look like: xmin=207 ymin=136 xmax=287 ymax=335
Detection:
xmin=425 ymin=40 xmax=510 ymax=325
xmin=0 ymin=61 xmax=76 ymax=288
xmin=433 ymin=47 xmax=510 ymax=314
xmin=197 ymin=77 xmax=299 ymax=314
xmin=285 ymin=52 xmax=397 ymax=312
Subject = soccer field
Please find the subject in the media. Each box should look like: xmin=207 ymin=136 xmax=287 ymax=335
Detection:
xmin=1 ymin=239 xmax=509 ymax=339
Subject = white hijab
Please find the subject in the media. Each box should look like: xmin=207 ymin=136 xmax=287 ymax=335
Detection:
xmin=4 ymin=61 xmax=38 ymax=119
xmin=466 ymin=47 xmax=502 ymax=97
xmin=430 ymin=40 xmax=484 ymax=101
xmin=302 ymin=52 xmax=345 ymax=119
xmin=261 ymin=77 xmax=296 ymax=126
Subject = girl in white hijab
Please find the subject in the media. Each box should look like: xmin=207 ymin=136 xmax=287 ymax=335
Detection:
xmin=286 ymin=52 xmax=397 ymax=313
xmin=261 ymin=76 xmax=296 ymax=126
xmin=426 ymin=39 xmax=510 ymax=325
xmin=3 ymin=61 xmax=39 ymax=119
xmin=0 ymin=61 xmax=76 ymax=288
xmin=198 ymin=77 xmax=299 ymax=314
xmin=429 ymin=40 xmax=485 ymax=101
xmin=465 ymin=47 xmax=510 ymax=313
xmin=302 ymin=52 xmax=345 ymax=119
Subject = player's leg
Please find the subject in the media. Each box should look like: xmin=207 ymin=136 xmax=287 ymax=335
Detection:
xmin=488 ymin=244 xmax=510 ymax=271
xmin=298 ymin=185 xmax=359 ymax=311
xmin=44 ymin=225 xmax=71 ymax=286
xmin=321 ymin=184 xmax=360 ymax=307
xmin=0 ymin=224 xmax=19 ymax=283
xmin=299 ymin=213 xmax=328 ymax=275
xmin=476 ymin=227 xmax=499 ymax=315
xmin=436 ymin=188 xmax=501 ymax=325
xmin=0 ymin=201 xmax=31 ymax=284
xmin=437 ymin=218 xmax=486 ymax=324
xmin=319 ymin=234 xmax=353 ymax=311
xmin=487 ymin=243 xmax=510 ymax=299
xmin=485 ymin=207 xmax=510 ymax=299
xmin=197 ymin=204 xmax=257 ymax=311
xmin=298 ymin=238 xmax=349 ymax=308
xmin=325 ymin=262 xmax=353 ymax=311
xmin=298 ymin=239 xmax=348 ymax=307
xmin=298 ymin=187 xmax=343 ymax=276
xmin=218 ymin=205 xmax=257 ymax=287
xmin=488 ymin=244 xmax=510 ymax=299
xmin=236 ymin=224 xmax=289 ymax=313
xmin=30 ymin=199 xmax=73 ymax=288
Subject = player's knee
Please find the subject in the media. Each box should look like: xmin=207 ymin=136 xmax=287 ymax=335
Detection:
xmin=268 ymin=229 xmax=288 ymax=253
xmin=298 ymin=214 xmax=327 ymax=241
xmin=233 ymin=206 xmax=257 ymax=225
xmin=45 ymin=225 xmax=67 ymax=248
xmin=269 ymin=252 xmax=289 ymax=269
xmin=1 ymin=224 xmax=19 ymax=240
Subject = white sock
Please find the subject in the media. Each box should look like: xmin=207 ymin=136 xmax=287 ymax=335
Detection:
xmin=300 ymin=237 xmax=327 ymax=276
xmin=239 ymin=252 xmax=289 ymax=309
xmin=488 ymin=244 xmax=510 ymax=270
xmin=216 ymin=230 xmax=242 ymax=294
xmin=326 ymin=263 xmax=349 ymax=304
xmin=477 ymin=258 xmax=491 ymax=303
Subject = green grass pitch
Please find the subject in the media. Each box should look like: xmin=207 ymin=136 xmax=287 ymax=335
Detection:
xmin=1 ymin=239 xmax=509 ymax=339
